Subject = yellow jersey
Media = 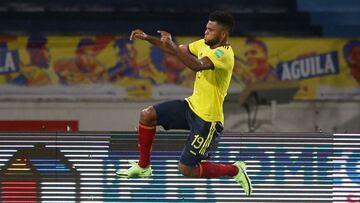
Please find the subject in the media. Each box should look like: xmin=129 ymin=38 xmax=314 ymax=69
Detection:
xmin=185 ymin=39 xmax=234 ymax=124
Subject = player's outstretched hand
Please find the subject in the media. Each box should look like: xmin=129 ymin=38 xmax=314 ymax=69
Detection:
xmin=157 ymin=30 xmax=173 ymax=44
xmin=130 ymin=29 xmax=147 ymax=40
xmin=157 ymin=30 xmax=177 ymax=51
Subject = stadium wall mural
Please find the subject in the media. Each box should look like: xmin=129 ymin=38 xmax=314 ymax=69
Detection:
xmin=0 ymin=36 xmax=359 ymax=100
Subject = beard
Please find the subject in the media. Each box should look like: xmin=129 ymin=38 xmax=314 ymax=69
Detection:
xmin=205 ymin=38 xmax=220 ymax=47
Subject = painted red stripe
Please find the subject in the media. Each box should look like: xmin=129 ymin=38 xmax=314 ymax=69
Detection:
xmin=2 ymin=196 xmax=37 ymax=198
xmin=1 ymin=186 xmax=37 ymax=189
xmin=1 ymin=182 xmax=36 ymax=185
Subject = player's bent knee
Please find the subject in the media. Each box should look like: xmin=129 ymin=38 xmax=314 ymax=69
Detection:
xmin=178 ymin=163 xmax=195 ymax=177
xmin=140 ymin=106 xmax=156 ymax=126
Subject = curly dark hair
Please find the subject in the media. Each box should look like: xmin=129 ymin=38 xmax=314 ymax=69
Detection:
xmin=209 ymin=10 xmax=235 ymax=32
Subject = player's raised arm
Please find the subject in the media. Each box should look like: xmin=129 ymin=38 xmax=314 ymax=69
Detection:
xmin=130 ymin=29 xmax=177 ymax=55
xmin=157 ymin=30 xmax=214 ymax=72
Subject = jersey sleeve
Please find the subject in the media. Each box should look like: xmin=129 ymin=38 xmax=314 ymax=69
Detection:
xmin=206 ymin=47 xmax=228 ymax=70
xmin=188 ymin=39 xmax=204 ymax=57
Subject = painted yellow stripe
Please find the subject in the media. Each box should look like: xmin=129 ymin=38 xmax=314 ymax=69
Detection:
xmin=203 ymin=123 xmax=216 ymax=154
xmin=200 ymin=123 xmax=214 ymax=154
xmin=202 ymin=122 xmax=216 ymax=154
xmin=199 ymin=122 xmax=216 ymax=155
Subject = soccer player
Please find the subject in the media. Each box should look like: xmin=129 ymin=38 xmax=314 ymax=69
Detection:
xmin=116 ymin=10 xmax=252 ymax=196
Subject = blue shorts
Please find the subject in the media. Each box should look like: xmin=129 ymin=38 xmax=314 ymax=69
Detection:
xmin=153 ymin=99 xmax=223 ymax=167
